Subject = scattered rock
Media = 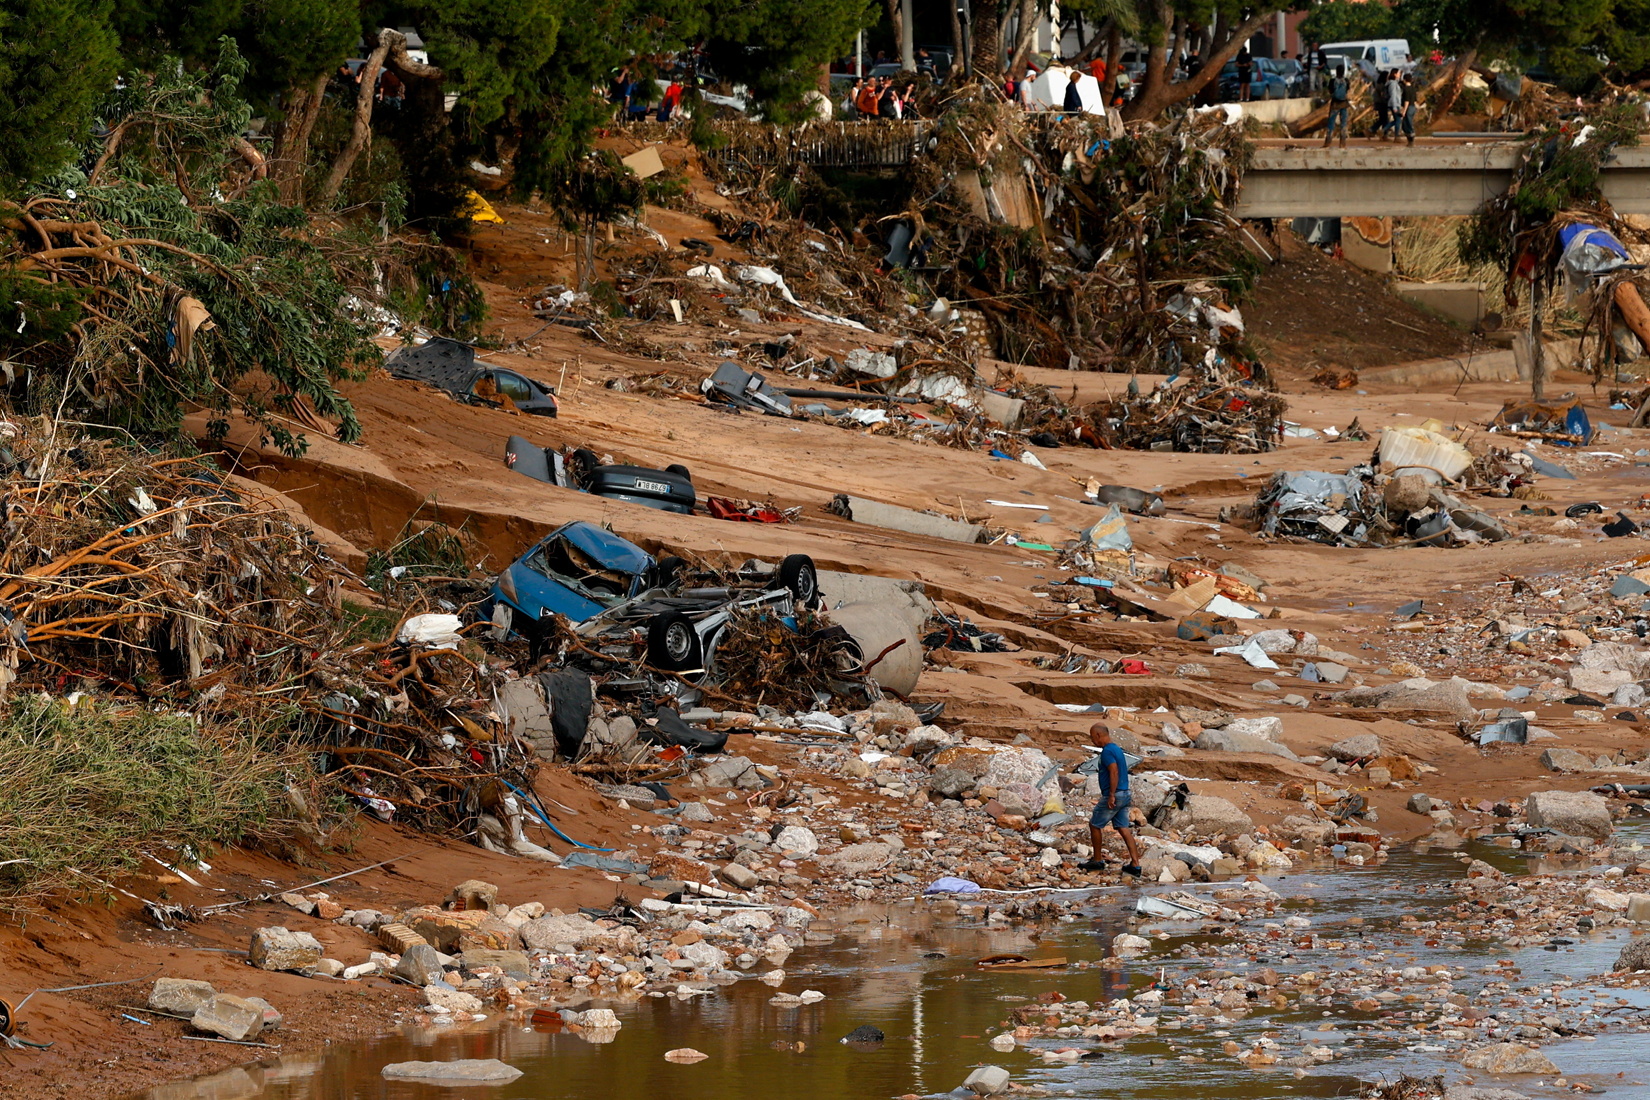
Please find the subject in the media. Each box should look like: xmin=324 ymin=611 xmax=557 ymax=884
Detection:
xmin=1615 ymin=938 xmax=1650 ymax=971
xmin=1164 ymin=795 xmax=1254 ymax=836
xmin=447 ymin=879 xmax=499 ymax=911
xmin=963 ymin=1065 xmax=1013 ymax=1096
xmin=664 ymin=1048 xmax=710 ymax=1063
xmin=148 ymin=978 xmax=216 ymax=1016
xmin=719 ymin=862 xmax=759 ymax=890
xmin=423 ymin=986 xmax=485 ymax=1014
xmin=396 ymin=943 xmax=445 ymax=986
xmin=190 ymin=994 xmax=266 ymax=1042
xmin=520 ymin=913 xmax=605 ymax=951
xmin=248 ymin=927 xmax=323 ymax=972
xmin=1222 ymin=716 xmax=1283 ymax=741
xmin=381 ymin=1060 xmax=522 ymax=1082
xmin=1194 ymin=728 xmax=1299 ymax=760
xmin=842 ymin=1025 xmax=885 ymax=1042
xmin=1539 ymin=747 xmax=1595 ymax=773
xmin=1327 ymin=733 xmax=1382 ymax=761
xmin=1525 ymin=789 xmax=1613 ymax=841
xmin=772 ymin=825 xmax=820 ymax=858
xmin=1460 ymin=1043 xmax=1560 ymax=1075
xmin=460 ymin=949 xmax=531 ymax=979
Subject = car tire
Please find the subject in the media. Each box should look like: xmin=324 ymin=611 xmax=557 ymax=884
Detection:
xmin=571 ymin=448 xmax=599 ymax=489
xmin=773 ymin=554 xmax=820 ymax=607
xmin=665 ymin=463 xmax=692 ymax=481
xmin=647 ymin=612 xmax=703 ymax=674
xmin=655 ymin=554 xmax=685 ymax=588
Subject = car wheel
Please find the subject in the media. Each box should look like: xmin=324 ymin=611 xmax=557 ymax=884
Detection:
xmin=665 ymin=463 xmax=692 ymax=480
xmin=647 ymin=611 xmax=703 ymax=674
xmin=571 ymin=448 xmax=599 ymax=488
xmin=773 ymin=554 xmax=820 ymax=607
xmin=654 ymin=554 xmax=685 ymax=588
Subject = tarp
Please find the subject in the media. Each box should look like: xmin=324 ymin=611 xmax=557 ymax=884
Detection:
xmin=1025 ymin=68 xmax=1105 ymax=114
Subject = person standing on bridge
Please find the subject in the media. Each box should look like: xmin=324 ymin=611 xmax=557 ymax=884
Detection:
xmin=1373 ymin=70 xmax=1391 ymax=138
xmin=1323 ymin=70 xmax=1350 ymax=147
xmin=1398 ymin=71 xmax=1417 ymax=145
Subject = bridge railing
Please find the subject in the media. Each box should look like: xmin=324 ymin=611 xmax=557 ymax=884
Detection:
xmin=702 ymin=120 xmax=936 ymax=169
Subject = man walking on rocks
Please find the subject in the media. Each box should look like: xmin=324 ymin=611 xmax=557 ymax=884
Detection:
xmin=1079 ymin=723 xmax=1142 ymax=877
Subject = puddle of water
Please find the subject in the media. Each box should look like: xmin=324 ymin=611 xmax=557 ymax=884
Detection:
xmin=136 ymin=840 xmax=1650 ymax=1100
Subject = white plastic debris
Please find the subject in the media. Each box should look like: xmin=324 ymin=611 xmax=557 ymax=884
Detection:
xmin=397 ymin=613 xmax=463 ymax=650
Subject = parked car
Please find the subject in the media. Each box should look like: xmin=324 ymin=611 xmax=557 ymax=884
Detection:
xmin=1261 ymin=57 xmax=1307 ymax=98
xmin=491 ymin=521 xmax=821 ymax=678
xmin=386 ymin=337 xmax=559 ymax=417
xmin=504 ymin=435 xmax=696 ymax=514
xmin=1218 ymin=58 xmax=1291 ymax=100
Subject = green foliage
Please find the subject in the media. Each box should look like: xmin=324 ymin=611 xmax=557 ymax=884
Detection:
xmin=235 ymin=0 xmax=359 ymax=105
xmin=1299 ymin=0 xmax=1397 ymax=45
xmin=110 ymin=0 xmax=242 ymax=67
xmin=0 ymin=0 xmax=120 ymax=195
xmin=552 ymin=149 xmax=645 ymax=231
xmin=0 ymin=41 xmax=377 ymax=450
xmin=703 ymin=0 xmax=874 ymax=116
xmin=0 ymin=695 xmax=301 ymax=903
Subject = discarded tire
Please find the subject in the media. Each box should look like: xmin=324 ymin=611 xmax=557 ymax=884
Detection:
xmin=774 ymin=554 xmax=819 ymax=607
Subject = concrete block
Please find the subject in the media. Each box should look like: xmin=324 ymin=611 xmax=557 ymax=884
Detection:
xmin=148 ymin=978 xmax=217 ymax=1016
xmin=1394 ymin=281 xmax=1486 ymax=326
xmin=976 ymin=389 xmax=1025 ymax=429
xmin=378 ymin=922 xmax=430 ymax=954
xmin=249 ymin=927 xmax=323 ymax=971
xmin=1342 ymin=229 xmax=1392 ymax=274
xmin=837 ymin=495 xmax=982 ymax=543
xmin=191 ymin=994 xmax=266 ymax=1041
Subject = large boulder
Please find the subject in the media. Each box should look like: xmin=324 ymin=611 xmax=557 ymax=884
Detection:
xmin=1194 ymin=729 xmax=1299 ymax=760
xmin=1525 ymin=789 xmax=1612 ymax=841
xmin=1460 ymin=1043 xmax=1560 ymax=1075
xmin=1570 ymin=668 xmax=1634 ymax=696
xmin=772 ymin=825 xmax=820 ymax=858
xmin=1327 ymin=733 xmax=1382 ymax=761
xmin=520 ymin=913 xmax=605 ymax=951
xmin=677 ymin=940 xmax=729 ymax=972
xmin=460 ymin=949 xmax=531 ymax=979
xmin=1614 ymin=937 xmax=1650 ymax=972
xmin=1164 ymin=795 xmax=1254 ymax=837
xmin=1223 ymin=717 xmax=1283 ymax=741
xmin=994 ymin=782 xmax=1044 ymax=817
xmin=980 ymin=747 xmax=1055 ymax=790
xmin=249 ymin=927 xmax=323 ymax=972
xmin=1376 ymin=679 xmax=1474 ymax=720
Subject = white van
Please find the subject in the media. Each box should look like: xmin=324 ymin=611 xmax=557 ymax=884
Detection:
xmin=1319 ymin=39 xmax=1412 ymax=79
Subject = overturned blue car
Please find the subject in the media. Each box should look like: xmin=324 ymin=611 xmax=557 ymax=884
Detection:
xmin=492 ymin=520 xmax=819 ymax=678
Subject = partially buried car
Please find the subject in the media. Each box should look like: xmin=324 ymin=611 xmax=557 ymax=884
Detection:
xmin=492 ymin=520 xmax=821 ymax=679
xmin=504 ymin=435 xmax=696 ymax=515
xmin=386 ymin=337 xmax=559 ymax=416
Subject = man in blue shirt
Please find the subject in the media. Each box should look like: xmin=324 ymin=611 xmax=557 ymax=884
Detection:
xmin=1079 ymin=723 xmax=1142 ymax=877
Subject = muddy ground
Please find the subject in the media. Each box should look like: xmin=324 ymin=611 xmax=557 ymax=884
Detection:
xmin=2 ymin=170 xmax=1647 ymax=1099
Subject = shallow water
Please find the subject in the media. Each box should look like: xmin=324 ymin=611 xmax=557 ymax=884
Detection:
xmin=138 ymin=836 xmax=1650 ymax=1100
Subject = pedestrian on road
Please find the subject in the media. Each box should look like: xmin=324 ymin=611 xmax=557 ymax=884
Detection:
xmin=1323 ymin=71 xmax=1350 ymax=147
xmin=1078 ymin=723 xmax=1142 ymax=877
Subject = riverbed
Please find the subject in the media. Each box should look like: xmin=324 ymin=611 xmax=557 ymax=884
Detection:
xmin=137 ymin=836 xmax=1650 ymax=1100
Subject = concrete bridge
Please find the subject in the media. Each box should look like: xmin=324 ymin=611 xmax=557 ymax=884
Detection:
xmin=1235 ymin=143 xmax=1650 ymax=218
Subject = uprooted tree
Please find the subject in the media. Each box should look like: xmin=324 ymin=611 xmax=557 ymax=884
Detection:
xmin=0 ymin=40 xmax=479 ymax=453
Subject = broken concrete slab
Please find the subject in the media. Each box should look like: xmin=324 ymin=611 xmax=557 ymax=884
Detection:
xmin=1194 ymin=728 xmax=1300 ymax=760
xmin=191 ymin=994 xmax=266 ymax=1042
xmin=831 ymin=495 xmax=983 ymax=543
xmin=249 ymin=927 xmax=323 ymax=972
xmin=149 ymin=978 xmax=217 ymax=1016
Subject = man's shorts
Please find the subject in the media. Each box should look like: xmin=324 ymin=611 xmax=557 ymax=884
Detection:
xmin=1090 ymin=791 xmax=1131 ymax=829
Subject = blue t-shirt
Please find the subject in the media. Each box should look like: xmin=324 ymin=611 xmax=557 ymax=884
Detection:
xmin=1097 ymin=742 xmax=1129 ymax=796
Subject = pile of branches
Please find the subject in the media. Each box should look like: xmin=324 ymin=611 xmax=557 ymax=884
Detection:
xmin=1090 ymin=356 xmax=1285 ymax=453
xmin=0 ymin=421 xmax=533 ymax=838
xmin=694 ymin=606 xmax=872 ymax=713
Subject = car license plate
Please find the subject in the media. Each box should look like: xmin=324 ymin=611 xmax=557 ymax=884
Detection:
xmin=633 ymin=479 xmax=670 ymax=494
